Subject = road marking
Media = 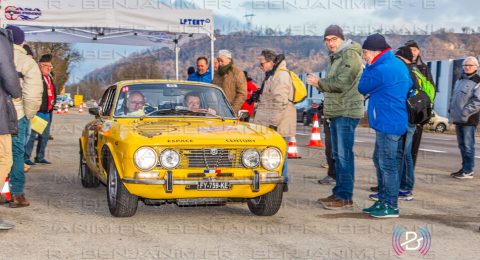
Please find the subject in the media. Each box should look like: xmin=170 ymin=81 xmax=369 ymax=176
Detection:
xmin=355 ymin=140 xmax=366 ymax=143
xmin=419 ymin=148 xmax=447 ymax=153
xmin=423 ymin=137 xmax=452 ymax=141
xmin=296 ymin=133 xmax=310 ymax=136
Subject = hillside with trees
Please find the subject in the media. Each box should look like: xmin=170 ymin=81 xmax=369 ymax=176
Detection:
xmin=69 ymin=32 xmax=480 ymax=99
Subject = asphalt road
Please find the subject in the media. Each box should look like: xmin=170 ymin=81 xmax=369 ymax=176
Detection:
xmin=295 ymin=124 xmax=471 ymax=173
xmin=1 ymin=111 xmax=479 ymax=260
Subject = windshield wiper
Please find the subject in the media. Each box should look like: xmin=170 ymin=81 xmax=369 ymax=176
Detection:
xmin=140 ymin=108 xmax=224 ymax=120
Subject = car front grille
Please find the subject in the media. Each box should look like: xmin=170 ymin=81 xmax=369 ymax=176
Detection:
xmin=181 ymin=148 xmax=243 ymax=168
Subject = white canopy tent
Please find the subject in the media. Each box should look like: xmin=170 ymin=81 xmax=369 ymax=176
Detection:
xmin=0 ymin=0 xmax=215 ymax=80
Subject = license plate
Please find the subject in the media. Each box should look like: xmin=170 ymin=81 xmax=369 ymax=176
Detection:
xmin=197 ymin=181 xmax=230 ymax=190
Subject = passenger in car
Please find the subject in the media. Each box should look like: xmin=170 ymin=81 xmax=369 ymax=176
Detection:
xmin=184 ymin=92 xmax=216 ymax=115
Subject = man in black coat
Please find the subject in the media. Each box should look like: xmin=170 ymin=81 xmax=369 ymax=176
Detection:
xmin=24 ymin=54 xmax=56 ymax=165
xmin=0 ymin=28 xmax=22 ymax=230
xmin=405 ymin=40 xmax=435 ymax=165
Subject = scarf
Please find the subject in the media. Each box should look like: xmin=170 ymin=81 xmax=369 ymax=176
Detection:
xmin=217 ymin=62 xmax=233 ymax=76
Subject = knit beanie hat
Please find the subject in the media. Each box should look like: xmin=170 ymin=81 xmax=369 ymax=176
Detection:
xmin=324 ymin=25 xmax=344 ymax=40
xmin=395 ymin=46 xmax=413 ymax=62
xmin=6 ymin=25 xmax=25 ymax=45
xmin=362 ymin=33 xmax=391 ymax=51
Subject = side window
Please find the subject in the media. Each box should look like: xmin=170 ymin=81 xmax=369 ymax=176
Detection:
xmin=99 ymin=86 xmax=116 ymax=116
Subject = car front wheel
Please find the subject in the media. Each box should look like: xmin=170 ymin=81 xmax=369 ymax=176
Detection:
xmin=247 ymin=184 xmax=283 ymax=216
xmin=435 ymin=123 xmax=447 ymax=133
xmin=106 ymin=156 xmax=138 ymax=217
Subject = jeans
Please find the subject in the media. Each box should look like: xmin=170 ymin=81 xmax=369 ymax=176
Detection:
xmin=25 ymin=112 xmax=51 ymax=162
xmin=373 ymin=131 xmax=403 ymax=208
xmin=400 ymin=124 xmax=416 ymax=192
xmin=10 ymin=116 xmax=28 ymax=195
xmin=330 ymin=117 xmax=359 ymax=201
xmin=411 ymin=125 xmax=423 ymax=166
xmin=323 ymin=117 xmax=336 ymax=179
xmin=455 ymin=125 xmax=476 ymax=173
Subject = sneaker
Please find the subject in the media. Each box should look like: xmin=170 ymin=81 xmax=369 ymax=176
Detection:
xmin=34 ymin=159 xmax=51 ymax=164
xmin=317 ymin=195 xmax=336 ymax=204
xmin=370 ymin=186 xmax=378 ymax=192
xmin=9 ymin=195 xmax=30 ymax=208
xmin=370 ymin=204 xmax=399 ymax=218
xmin=24 ymin=159 xmax=36 ymax=166
xmin=369 ymin=193 xmax=379 ymax=201
xmin=317 ymin=176 xmax=336 ymax=185
xmin=362 ymin=201 xmax=383 ymax=214
xmin=450 ymin=169 xmax=463 ymax=177
xmin=0 ymin=219 xmax=14 ymax=230
xmin=453 ymin=171 xmax=474 ymax=179
xmin=323 ymin=198 xmax=353 ymax=210
xmin=320 ymin=163 xmax=329 ymax=169
xmin=398 ymin=191 xmax=414 ymax=201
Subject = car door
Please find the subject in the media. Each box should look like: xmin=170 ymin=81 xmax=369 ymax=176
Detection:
xmin=86 ymin=86 xmax=116 ymax=173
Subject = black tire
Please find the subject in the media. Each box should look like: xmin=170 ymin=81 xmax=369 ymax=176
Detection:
xmin=106 ymin=155 xmax=138 ymax=217
xmin=435 ymin=123 xmax=447 ymax=133
xmin=79 ymin=149 xmax=100 ymax=188
xmin=247 ymin=184 xmax=283 ymax=216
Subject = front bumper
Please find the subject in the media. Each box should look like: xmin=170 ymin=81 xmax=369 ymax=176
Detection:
xmin=122 ymin=171 xmax=286 ymax=193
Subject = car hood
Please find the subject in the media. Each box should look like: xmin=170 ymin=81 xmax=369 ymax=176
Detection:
xmin=112 ymin=119 xmax=283 ymax=146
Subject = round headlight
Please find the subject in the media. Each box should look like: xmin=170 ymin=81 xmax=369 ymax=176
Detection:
xmin=261 ymin=147 xmax=282 ymax=170
xmin=242 ymin=149 xmax=260 ymax=168
xmin=134 ymin=147 xmax=157 ymax=171
xmin=160 ymin=149 xmax=180 ymax=169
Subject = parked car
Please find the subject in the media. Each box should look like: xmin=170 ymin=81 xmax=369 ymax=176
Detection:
xmin=424 ymin=111 xmax=449 ymax=133
xmin=296 ymin=98 xmax=323 ymax=126
xmin=80 ymin=80 xmax=287 ymax=217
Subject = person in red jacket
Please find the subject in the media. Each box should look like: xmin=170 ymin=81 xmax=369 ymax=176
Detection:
xmin=240 ymin=71 xmax=258 ymax=121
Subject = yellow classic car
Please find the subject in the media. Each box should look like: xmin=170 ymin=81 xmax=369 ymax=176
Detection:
xmin=79 ymin=80 xmax=287 ymax=217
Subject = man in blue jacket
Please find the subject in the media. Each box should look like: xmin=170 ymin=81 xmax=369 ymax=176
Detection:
xmin=187 ymin=56 xmax=212 ymax=83
xmin=358 ymin=34 xmax=411 ymax=218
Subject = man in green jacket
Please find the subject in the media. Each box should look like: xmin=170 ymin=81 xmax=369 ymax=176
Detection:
xmin=307 ymin=25 xmax=364 ymax=209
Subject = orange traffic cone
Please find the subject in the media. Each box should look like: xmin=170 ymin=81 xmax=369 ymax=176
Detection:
xmin=63 ymin=104 xmax=69 ymax=114
xmin=56 ymin=104 xmax=63 ymax=114
xmin=1 ymin=177 xmax=11 ymax=202
xmin=78 ymin=104 xmax=83 ymax=113
xmin=287 ymin=136 xmax=301 ymax=159
xmin=308 ymin=114 xmax=325 ymax=147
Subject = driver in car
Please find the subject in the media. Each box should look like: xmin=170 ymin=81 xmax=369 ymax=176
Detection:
xmin=125 ymin=91 xmax=146 ymax=116
xmin=184 ymin=92 xmax=216 ymax=115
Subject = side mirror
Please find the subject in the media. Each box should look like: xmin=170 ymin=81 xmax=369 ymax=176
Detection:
xmin=238 ymin=110 xmax=249 ymax=120
xmin=89 ymin=107 xmax=102 ymax=118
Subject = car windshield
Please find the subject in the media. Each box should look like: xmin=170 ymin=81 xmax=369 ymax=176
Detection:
xmin=114 ymin=83 xmax=235 ymax=118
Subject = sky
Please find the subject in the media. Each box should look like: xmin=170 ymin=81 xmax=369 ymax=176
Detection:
xmin=68 ymin=0 xmax=480 ymax=83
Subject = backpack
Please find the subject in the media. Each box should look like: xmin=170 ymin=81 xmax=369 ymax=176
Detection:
xmin=412 ymin=68 xmax=436 ymax=103
xmin=406 ymin=69 xmax=433 ymax=125
xmin=277 ymin=68 xmax=307 ymax=104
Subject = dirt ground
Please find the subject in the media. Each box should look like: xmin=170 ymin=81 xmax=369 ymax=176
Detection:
xmin=0 ymin=112 xmax=479 ymax=260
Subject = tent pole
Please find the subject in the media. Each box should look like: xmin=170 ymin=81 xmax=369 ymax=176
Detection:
xmin=210 ymin=33 xmax=215 ymax=81
xmin=174 ymin=39 xmax=179 ymax=80
xmin=0 ymin=2 xmax=5 ymax=28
